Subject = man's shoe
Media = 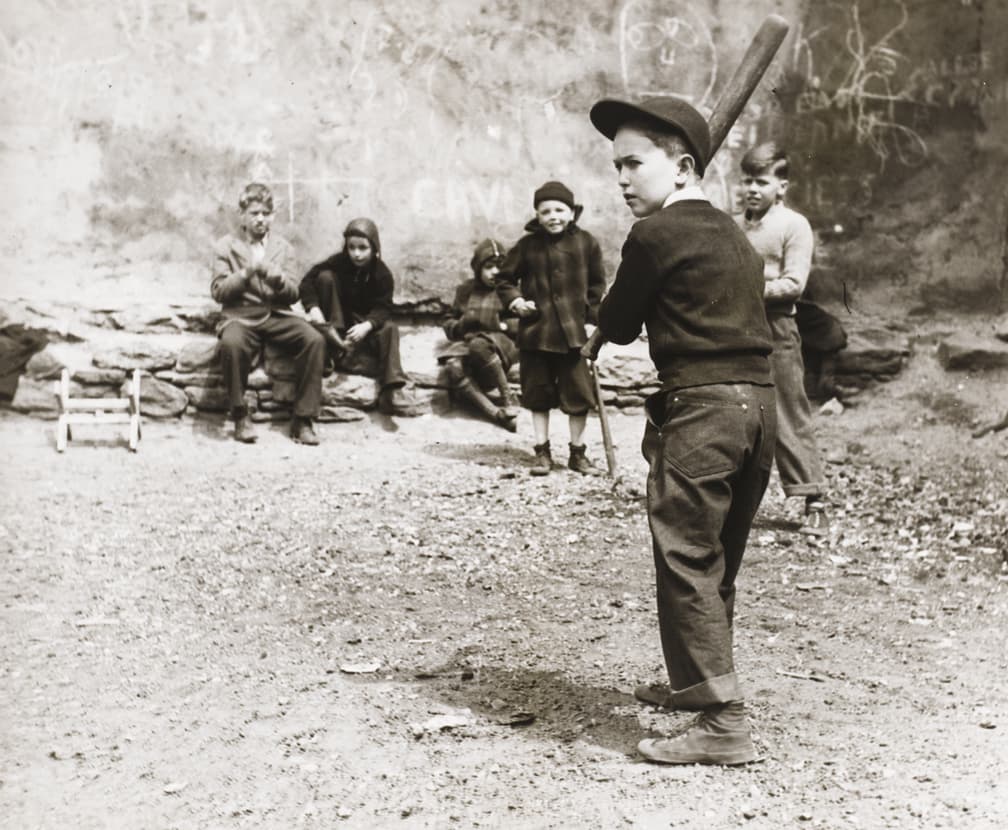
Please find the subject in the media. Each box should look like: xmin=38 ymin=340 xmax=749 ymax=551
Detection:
xmin=291 ymin=416 xmax=320 ymax=446
xmin=634 ymin=683 xmax=673 ymax=708
xmin=800 ymin=500 xmax=830 ymax=536
xmin=568 ymin=443 xmax=601 ymax=475
xmin=530 ymin=441 xmax=552 ymax=476
xmin=379 ymin=386 xmax=423 ymax=417
xmin=637 ymin=703 xmax=757 ymax=766
xmin=234 ymin=417 xmax=258 ymax=444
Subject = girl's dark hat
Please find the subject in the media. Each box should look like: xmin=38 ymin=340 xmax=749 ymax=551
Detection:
xmin=589 ymin=97 xmax=711 ymax=176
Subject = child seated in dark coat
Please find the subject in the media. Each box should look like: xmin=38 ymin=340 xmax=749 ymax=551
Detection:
xmin=438 ymin=239 xmax=519 ymax=431
xmin=299 ymin=218 xmax=419 ymax=417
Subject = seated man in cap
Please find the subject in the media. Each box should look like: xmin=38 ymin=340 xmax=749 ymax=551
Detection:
xmin=588 ymin=96 xmax=777 ymax=765
xmin=211 ymin=182 xmax=325 ymax=445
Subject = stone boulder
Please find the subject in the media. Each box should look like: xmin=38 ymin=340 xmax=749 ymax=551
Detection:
xmin=70 ymin=382 xmax=121 ymax=399
xmin=73 ymin=367 xmax=127 ymax=386
xmin=992 ymin=316 xmax=1008 ymax=344
xmin=263 ymin=344 xmax=297 ymax=381
xmin=7 ymin=377 xmax=59 ymax=418
xmin=121 ymin=374 xmax=189 ymax=418
xmin=835 ymin=327 xmax=910 ymax=379
xmin=176 ymin=339 xmax=219 ymax=373
xmin=154 ymin=369 xmax=222 ymax=388
xmin=185 ymin=385 xmax=229 ymax=412
xmin=24 ymin=348 xmax=65 ymax=380
xmin=93 ymin=341 xmax=176 ymax=372
xmin=246 ymin=367 xmax=272 ymax=390
xmin=107 ymin=308 xmax=185 ymax=334
xmin=937 ymin=333 xmax=1008 ymax=371
xmin=174 ymin=305 xmax=222 ymax=335
xmin=317 ymin=405 xmax=368 ymax=423
xmin=322 ymin=373 xmax=378 ymax=409
xmin=270 ymin=381 xmax=296 ymax=404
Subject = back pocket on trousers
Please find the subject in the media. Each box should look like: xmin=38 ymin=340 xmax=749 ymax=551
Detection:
xmin=662 ymin=401 xmax=744 ymax=479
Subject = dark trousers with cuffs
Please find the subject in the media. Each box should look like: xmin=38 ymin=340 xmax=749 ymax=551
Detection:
xmin=218 ymin=315 xmax=325 ymax=419
xmin=311 ymin=270 xmax=407 ymax=391
xmin=768 ymin=315 xmax=826 ymax=498
xmin=641 ymin=383 xmax=777 ymax=709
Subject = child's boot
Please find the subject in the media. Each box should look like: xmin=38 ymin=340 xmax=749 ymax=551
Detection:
xmin=458 ymin=379 xmax=516 ymax=432
xmin=637 ymin=701 xmax=756 ymax=766
xmin=530 ymin=441 xmax=552 ymax=476
xmin=488 ymin=357 xmax=520 ymax=418
xmin=568 ymin=443 xmax=600 ymax=475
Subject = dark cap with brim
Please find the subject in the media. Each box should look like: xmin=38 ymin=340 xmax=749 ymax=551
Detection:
xmin=589 ymin=97 xmax=711 ymax=176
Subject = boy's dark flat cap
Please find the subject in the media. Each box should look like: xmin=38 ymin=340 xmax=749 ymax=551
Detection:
xmin=589 ymin=97 xmax=711 ymax=176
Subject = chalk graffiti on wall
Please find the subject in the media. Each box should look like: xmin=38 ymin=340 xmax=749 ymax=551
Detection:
xmin=618 ymin=0 xmax=718 ymax=105
xmin=790 ymin=0 xmax=928 ymax=171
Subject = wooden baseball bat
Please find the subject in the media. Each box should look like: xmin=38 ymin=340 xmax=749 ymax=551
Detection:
xmin=706 ymin=14 xmax=790 ymax=159
xmin=588 ymin=359 xmax=617 ymax=477
xmin=582 ymin=14 xmax=790 ymax=360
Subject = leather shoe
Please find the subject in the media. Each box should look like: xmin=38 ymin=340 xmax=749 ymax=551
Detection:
xmin=637 ymin=703 xmax=757 ymax=766
xmin=234 ymin=417 xmax=258 ymax=444
xmin=291 ymin=416 xmax=320 ymax=445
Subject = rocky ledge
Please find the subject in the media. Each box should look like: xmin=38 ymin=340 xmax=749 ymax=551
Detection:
xmin=4 ymin=298 xmax=981 ymax=423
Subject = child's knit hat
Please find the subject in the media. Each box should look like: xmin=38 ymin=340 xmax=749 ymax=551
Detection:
xmin=533 ymin=181 xmax=575 ymax=210
xmin=470 ymin=238 xmax=505 ymax=276
xmin=343 ymin=217 xmax=381 ymax=257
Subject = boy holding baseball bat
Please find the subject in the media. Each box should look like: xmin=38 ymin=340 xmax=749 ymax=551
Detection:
xmin=589 ymin=97 xmax=777 ymax=765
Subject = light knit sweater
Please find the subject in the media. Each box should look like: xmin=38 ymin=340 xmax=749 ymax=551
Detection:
xmin=736 ymin=202 xmax=814 ymax=317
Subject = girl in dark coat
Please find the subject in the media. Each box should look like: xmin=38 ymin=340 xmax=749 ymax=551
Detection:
xmin=438 ymin=239 xmax=519 ymax=431
xmin=300 ymin=218 xmax=418 ymax=416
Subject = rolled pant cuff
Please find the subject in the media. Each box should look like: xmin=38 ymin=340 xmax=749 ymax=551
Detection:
xmin=782 ymin=483 xmax=826 ymax=498
xmin=668 ymin=673 xmax=742 ymax=710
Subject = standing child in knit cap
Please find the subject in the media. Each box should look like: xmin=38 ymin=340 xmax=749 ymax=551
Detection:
xmin=300 ymin=218 xmax=419 ymax=417
xmin=437 ymin=238 xmax=520 ymax=431
xmin=496 ymin=181 xmax=607 ymax=475
xmin=737 ymin=142 xmax=831 ymax=536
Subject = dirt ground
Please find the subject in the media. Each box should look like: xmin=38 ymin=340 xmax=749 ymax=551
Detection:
xmin=2 ymin=346 xmax=1007 ymax=830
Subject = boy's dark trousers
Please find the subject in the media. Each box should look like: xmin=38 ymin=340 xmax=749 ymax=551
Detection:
xmin=641 ymin=383 xmax=777 ymax=708
xmin=218 ymin=316 xmax=325 ymax=418
xmin=310 ymin=269 xmax=407 ymax=391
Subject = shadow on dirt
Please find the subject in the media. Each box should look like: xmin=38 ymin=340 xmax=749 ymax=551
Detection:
xmin=346 ymin=651 xmax=677 ymax=758
xmin=422 ymin=441 xmax=531 ymax=469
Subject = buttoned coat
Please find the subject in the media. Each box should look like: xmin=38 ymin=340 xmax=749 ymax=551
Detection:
xmin=496 ymin=213 xmax=606 ymax=353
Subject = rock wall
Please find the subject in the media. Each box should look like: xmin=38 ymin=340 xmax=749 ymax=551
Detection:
xmin=1 ymin=0 xmax=1005 ymax=315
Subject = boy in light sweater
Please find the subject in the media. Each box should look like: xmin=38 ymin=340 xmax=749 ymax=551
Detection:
xmin=737 ymin=142 xmax=829 ymax=536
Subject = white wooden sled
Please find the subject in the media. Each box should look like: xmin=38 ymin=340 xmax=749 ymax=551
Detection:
xmin=53 ymin=368 xmax=142 ymax=452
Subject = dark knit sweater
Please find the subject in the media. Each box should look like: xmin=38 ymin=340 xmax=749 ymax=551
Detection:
xmin=599 ymin=199 xmax=772 ymax=389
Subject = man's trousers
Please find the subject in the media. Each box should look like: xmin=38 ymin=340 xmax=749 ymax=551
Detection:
xmin=218 ymin=315 xmax=325 ymax=419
